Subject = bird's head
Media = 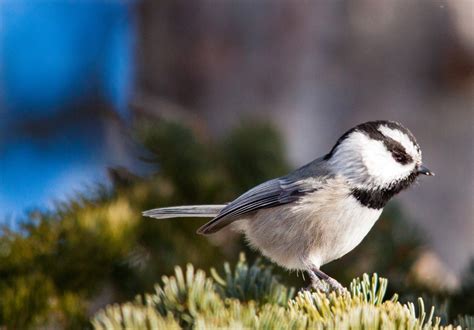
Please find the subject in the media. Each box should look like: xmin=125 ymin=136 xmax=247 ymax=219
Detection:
xmin=326 ymin=120 xmax=434 ymax=191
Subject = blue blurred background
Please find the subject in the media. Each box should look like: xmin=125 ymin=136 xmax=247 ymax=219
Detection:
xmin=0 ymin=1 xmax=136 ymax=219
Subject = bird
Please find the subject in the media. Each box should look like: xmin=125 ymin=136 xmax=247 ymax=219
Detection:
xmin=143 ymin=120 xmax=434 ymax=292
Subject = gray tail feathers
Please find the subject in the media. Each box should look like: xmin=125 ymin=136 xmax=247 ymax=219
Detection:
xmin=142 ymin=205 xmax=226 ymax=219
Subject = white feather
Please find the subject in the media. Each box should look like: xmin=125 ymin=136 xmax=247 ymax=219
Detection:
xmin=328 ymin=131 xmax=416 ymax=189
xmin=377 ymin=124 xmax=421 ymax=163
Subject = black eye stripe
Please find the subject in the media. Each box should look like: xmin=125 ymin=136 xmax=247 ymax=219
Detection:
xmin=352 ymin=121 xmax=413 ymax=165
xmin=358 ymin=127 xmax=413 ymax=164
xmin=379 ymin=121 xmax=419 ymax=152
xmin=324 ymin=120 xmax=420 ymax=162
xmin=342 ymin=122 xmax=413 ymax=164
xmin=382 ymin=137 xmax=413 ymax=165
xmin=357 ymin=127 xmax=413 ymax=164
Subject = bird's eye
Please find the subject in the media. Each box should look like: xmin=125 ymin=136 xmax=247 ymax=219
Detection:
xmin=395 ymin=154 xmax=406 ymax=162
xmin=386 ymin=141 xmax=412 ymax=164
xmin=392 ymin=151 xmax=411 ymax=164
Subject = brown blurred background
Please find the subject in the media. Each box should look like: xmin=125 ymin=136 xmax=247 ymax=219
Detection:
xmin=135 ymin=0 xmax=473 ymax=274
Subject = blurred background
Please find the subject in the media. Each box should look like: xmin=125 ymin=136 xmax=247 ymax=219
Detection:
xmin=0 ymin=0 xmax=473 ymax=327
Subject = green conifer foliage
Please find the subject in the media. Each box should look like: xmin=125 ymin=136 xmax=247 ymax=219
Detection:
xmin=93 ymin=254 xmax=465 ymax=329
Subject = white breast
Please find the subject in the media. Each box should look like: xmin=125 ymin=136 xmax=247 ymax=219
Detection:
xmin=235 ymin=176 xmax=382 ymax=271
xmin=303 ymin=194 xmax=382 ymax=267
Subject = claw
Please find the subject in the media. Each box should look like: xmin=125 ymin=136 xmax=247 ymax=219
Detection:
xmin=324 ymin=277 xmax=349 ymax=295
xmin=309 ymin=279 xmax=328 ymax=292
xmin=306 ymin=268 xmax=349 ymax=295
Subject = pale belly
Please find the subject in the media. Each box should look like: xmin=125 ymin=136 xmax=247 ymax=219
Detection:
xmin=235 ymin=185 xmax=383 ymax=271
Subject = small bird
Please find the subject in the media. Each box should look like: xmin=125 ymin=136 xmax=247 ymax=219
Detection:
xmin=143 ymin=120 xmax=434 ymax=292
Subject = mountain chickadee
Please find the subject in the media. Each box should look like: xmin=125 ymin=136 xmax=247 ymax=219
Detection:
xmin=143 ymin=120 xmax=434 ymax=292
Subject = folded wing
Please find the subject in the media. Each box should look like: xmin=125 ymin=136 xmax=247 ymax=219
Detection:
xmin=197 ymin=176 xmax=324 ymax=234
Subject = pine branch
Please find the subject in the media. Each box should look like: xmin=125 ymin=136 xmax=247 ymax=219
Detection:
xmin=92 ymin=254 xmax=467 ymax=329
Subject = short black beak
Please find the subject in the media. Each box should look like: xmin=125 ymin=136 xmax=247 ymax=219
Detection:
xmin=417 ymin=164 xmax=435 ymax=176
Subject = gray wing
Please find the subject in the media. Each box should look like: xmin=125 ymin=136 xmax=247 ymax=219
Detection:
xmin=197 ymin=157 xmax=330 ymax=234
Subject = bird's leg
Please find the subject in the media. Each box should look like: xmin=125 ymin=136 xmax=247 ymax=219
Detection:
xmin=309 ymin=268 xmax=348 ymax=294
xmin=304 ymin=270 xmax=327 ymax=292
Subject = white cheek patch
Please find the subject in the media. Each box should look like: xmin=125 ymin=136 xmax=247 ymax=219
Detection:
xmin=360 ymin=137 xmax=412 ymax=185
xmin=331 ymin=132 xmax=413 ymax=187
xmin=378 ymin=125 xmax=421 ymax=163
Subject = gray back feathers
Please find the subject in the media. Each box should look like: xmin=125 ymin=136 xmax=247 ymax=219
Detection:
xmin=143 ymin=157 xmax=332 ymax=234
xmin=197 ymin=157 xmax=331 ymax=234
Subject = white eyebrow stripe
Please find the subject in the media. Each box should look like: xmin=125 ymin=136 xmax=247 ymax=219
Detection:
xmin=377 ymin=125 xmax=421 ymax=161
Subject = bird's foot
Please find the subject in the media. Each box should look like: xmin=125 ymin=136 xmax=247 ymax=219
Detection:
xmin=302 ymin=279 xmax=327 ymax=292
xmin=323 ymin=277 xmax=349 ymax=295
xmin=306 ymin=268 xmax=349 ymax=295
